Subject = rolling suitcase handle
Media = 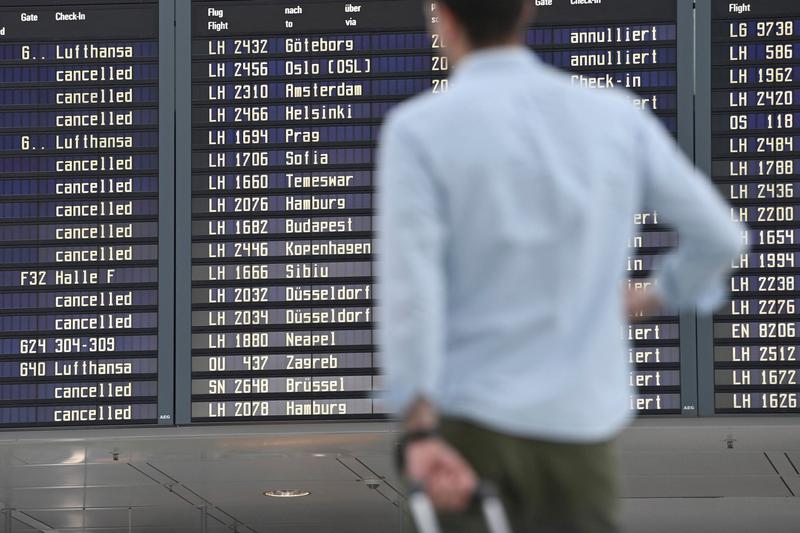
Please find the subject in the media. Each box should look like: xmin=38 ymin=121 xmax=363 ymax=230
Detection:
xmin=408 ymin=482 xmax=514 ymax=533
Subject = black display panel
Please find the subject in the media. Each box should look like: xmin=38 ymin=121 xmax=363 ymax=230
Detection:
xmin=534 ymin=0 xmax=688 ymax=416
xmin=0 ymin=1 xmax=161 ymax=427
xmin=187 ymin=0 xmax=688 ymax=423
xmin=0 ymin=1 xmax=794 ymax=429
xmin=709 ymin=0 xmax=800 ymax=414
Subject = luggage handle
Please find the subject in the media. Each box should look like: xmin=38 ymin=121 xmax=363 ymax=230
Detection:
xmin=407 ymin=481 xmax=514 ymax=533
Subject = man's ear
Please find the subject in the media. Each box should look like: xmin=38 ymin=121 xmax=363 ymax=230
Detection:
xmin=520 ymin=3 xmax=534 ymax=32
xmin=523 ymin=3 xmax=534 ymax=19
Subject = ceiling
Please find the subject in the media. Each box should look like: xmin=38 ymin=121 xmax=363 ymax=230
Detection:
xmin=0 ymin=418 xmax=797 ymax=533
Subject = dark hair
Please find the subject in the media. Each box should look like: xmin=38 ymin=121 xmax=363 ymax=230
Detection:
xmin=438 ymin=0 xmax=526 ymax=47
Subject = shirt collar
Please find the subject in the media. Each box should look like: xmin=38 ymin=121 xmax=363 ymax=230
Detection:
xmin=451 ymin=46 xmax=539 ymax=82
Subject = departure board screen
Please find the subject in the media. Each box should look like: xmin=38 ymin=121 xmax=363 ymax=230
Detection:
xmin=710 ymin=0 xmax=800 ymax=414
xmin=533 ymin=0 xmax=685 ymax=414
xmin=188 ymin=0 xmax=687 ymax=422
xmin=0 ymin=0 xmax=794 ymax=430
xmin=0 ymin=1 xmax=160 ymax=427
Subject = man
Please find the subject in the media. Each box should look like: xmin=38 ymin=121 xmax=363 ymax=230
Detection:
xmin=377 ymin=1 xmax=744 ymax=532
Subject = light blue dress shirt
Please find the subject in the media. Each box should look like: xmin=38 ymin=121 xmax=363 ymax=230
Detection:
xmin=377 ymin=47 xmax=744 ymax=442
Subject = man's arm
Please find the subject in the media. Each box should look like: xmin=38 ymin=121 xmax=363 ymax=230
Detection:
xmin=637 ymin=111 xmax=745 ymax=312
xmin=377 ymin=116 xmax=477 ymax=511
xmin=377 ymin=116 xmax=447 ymax=417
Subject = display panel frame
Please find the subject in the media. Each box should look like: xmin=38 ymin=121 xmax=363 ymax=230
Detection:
xmin=176 ymin=0 xmax=192 ymax=424
xmin=158 ymin=0 xmax=177 ymax=426
xmin=696 ymin=0 xmax=715 ymax=417
xmin=677 ymin=0 xmax=699 ymax=416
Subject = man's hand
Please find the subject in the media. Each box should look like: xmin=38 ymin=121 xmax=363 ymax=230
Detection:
xmin=405 ymin=437 xmax=478 ymax=512
xmin=402 ymin=397 xmax=478 ymax=511
xmin=626 ymin=285 xmax=664 ymax=321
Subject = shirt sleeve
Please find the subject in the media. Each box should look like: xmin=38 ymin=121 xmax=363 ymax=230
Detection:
xmin=376 ymin=115 xmax=447 ymax=415
xmin=638 ymin=111 xmax=746 ymax=312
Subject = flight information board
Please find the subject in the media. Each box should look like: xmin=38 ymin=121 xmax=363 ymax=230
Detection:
xmin=4 ymin=0 xmax=792 ymax=429
xmin=707 ymin=0 xmax=800 ymax=414
xmin=533 ymin=0 xmax=690 ymax=414
xmin=0 ymin=1 xmax=162 ymax=427
xmin=185 ymin=0 xmax=691 ymax=423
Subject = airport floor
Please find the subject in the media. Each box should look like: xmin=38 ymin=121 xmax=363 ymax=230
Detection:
xmin=621 ymin=498 xmax=800 ymax=533
xmin=0 ymin=418 xmax=797 ymax=532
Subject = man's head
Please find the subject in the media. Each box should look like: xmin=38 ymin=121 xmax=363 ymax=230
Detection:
xmin=432 ymin=0 xmax=531 ymax=64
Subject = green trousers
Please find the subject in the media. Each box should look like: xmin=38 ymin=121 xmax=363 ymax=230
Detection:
xmin=405 ymin=418 xmax=620 ymax=533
